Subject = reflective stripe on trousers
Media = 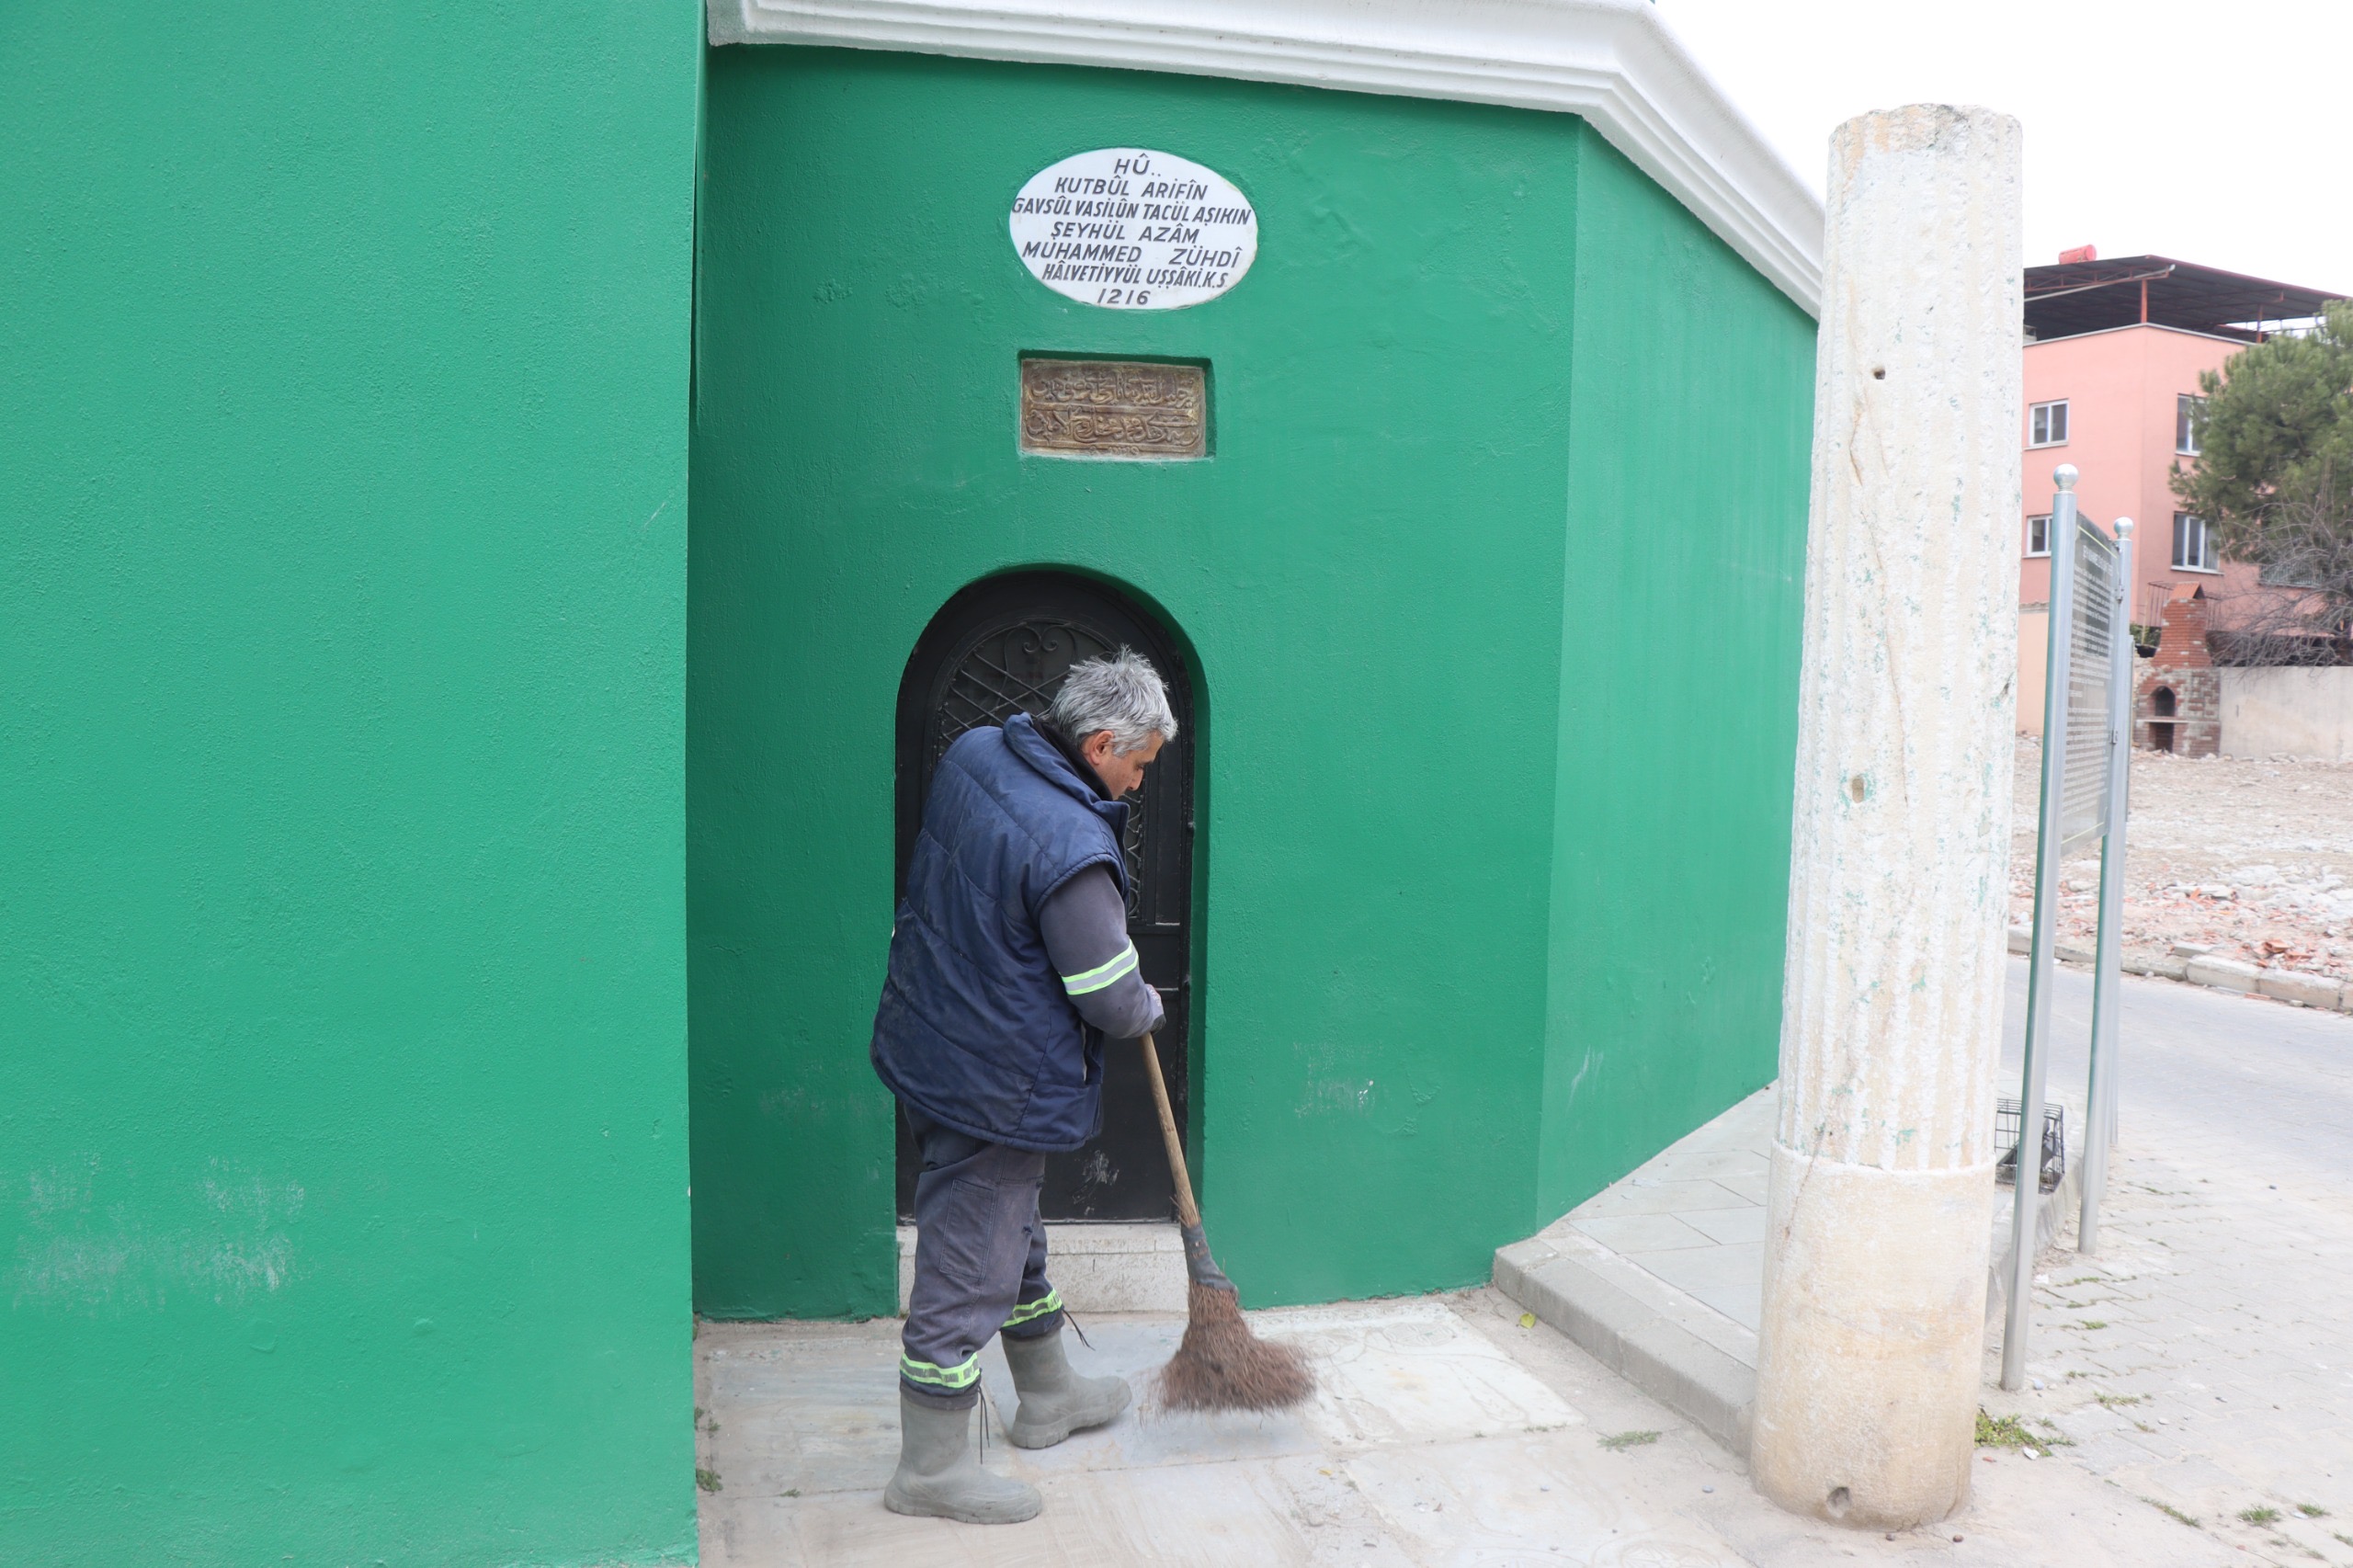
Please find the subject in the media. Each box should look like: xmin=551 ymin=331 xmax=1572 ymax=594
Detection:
xmin=899 ymin=1104 xmax=1066 ymax=1409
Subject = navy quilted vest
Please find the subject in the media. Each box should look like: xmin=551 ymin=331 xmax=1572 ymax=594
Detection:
xmin=871 ymin=712 xmax=1131 ymax=1153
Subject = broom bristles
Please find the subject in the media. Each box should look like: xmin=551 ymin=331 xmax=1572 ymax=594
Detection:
xmin=1157 ymin=1280 xmax=1314 ymax=1414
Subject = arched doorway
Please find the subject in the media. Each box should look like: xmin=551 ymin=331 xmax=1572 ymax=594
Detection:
xmin=893 ymin=572 xmax=1194 ymax=1222
xmin=2150 ymin=686 xmax=2177 ymax=753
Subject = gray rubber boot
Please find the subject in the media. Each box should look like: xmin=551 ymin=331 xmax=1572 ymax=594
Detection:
xmin=1002 ymin=1327 xmax=1132 ymax=1449
xmin=881 ymin=1392 xmax=1041 ymax=1524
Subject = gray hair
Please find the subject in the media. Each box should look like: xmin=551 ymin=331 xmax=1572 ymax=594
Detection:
xmin=1048 ymin=649 xmax=1178 ymax=755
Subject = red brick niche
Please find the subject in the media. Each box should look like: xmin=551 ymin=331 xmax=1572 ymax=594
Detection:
xmin=2135 ymin=584 xmax=2219 ymax=756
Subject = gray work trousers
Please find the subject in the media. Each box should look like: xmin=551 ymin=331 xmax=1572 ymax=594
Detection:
xmin=899 ymin=1104 xmax=1065 ymax=1410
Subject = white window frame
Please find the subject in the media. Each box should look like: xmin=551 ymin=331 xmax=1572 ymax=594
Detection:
xmin=2177 ymin=393 xmax=2204 ymax=456
xmin=2024 ymin=514 xmax=2052 ymax=558
xmin=2172 ymin=512 xmax=2219 ymax=574
xmin=2029 ymin=400 xmax=2069 ymax=448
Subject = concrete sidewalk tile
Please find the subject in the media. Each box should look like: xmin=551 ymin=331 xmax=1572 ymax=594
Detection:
xmin=1024 ymin=1458 xmax=1329 ymax=1566
xmin=975 ymin=1320 xmax=1321 ymax=1475
xmin=2145 ymin=1455 xmax=2250 ymax=1495
xmin=699 ymin=1331 xmax=901 ymax=1499
xmin=1575 ymin=1178 xmax=1758 ymax=1218
xmin=2070 ymin=1355 xmax=2157 ymax=1382
xmin=1251 ymin=1298 xmax=1579 ymax=1451
xmin=698 ymin=1408 xmax=823 ymax=1502
xmin=1631 ymin=1244 xmax=1766 ymax=1299
xmin=1262 ymin=1452 xmax=1424 ymax=1562
xmin=1677 ymin=1206 xmax=1768 ymax=1246
xmin=697 ymin=1494 xmax=811 ymax=1568
xmin=2063 ymin=1433 xmax=2161 ymax=1477
xmin=2119 ymin=1426 xmax=2188 ymax=1459
xmin=1678 ymin=1280 xmax=1765 ymax=1331
xmin=1711 ymin=1170 xmax=1771 ymax=1203
xmin=2082 ymin=1300 xmax=2150 ymax=1324
xmin=2049 ymin=1404 xmax=2129 ymax=1437
xmin=1342 ymin=1434 xmax=1745 ymax=1566
xmin=1644 ymin=1147 xmax=1770 ymax=1182
xmin=782 ymin=1455 xmax=1324 ymax=1567
xmin=1570 ymin=1212 xmax=1722 ymax=1255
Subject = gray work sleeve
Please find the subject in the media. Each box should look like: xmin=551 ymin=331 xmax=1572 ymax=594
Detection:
xmin=1038 ymin=865 xmax=1165 ymax=1040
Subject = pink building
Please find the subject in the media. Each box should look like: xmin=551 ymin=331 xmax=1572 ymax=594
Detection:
xmin=2015 ymin=254 xmax=2344 ymax=734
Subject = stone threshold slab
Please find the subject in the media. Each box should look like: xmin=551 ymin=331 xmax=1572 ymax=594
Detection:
xmin=895 ymin=1221 xmax=1185 ymax=1314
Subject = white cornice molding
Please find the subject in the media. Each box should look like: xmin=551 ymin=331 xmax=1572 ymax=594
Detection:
xmin=707 ymin=0 xmax=1823 ymax=314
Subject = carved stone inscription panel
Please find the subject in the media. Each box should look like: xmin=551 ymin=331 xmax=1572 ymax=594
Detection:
xmin=1019 ymin=358 xmax=1207 ymax=460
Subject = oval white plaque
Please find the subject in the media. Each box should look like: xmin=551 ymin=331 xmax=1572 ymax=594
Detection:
xmin=1009 ymin=148 xmax=1256 ymax=311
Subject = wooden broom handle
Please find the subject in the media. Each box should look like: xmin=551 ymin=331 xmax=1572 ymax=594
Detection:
xmin=1138 ymin=1031 xmax=1202 ymax=1229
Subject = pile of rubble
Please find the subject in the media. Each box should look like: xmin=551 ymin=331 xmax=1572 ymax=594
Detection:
xmin=2009 ymin=738 xmax=2353 ymax=984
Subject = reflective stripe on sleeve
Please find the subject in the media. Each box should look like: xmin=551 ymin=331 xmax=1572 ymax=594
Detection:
xmin=899 ymin=1352 xmax=981 ymax=1391
xmin=1061 ymin=943 xmax=1139 ymax=996
xmin=1002 ymin=1289 xmax=1064 ymax=1329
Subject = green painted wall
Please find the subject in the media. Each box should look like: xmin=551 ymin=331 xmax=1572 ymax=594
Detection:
xmin=1 ymin=6 xmax=701 ymax=1565
xmin=1537 ymin=137 xmax=1815 ymax=1217
xmin=689 ymin=46 xmax=1813 ymax=1318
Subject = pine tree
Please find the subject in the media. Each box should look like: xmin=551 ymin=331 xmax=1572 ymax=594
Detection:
xmin=2173 ymin=301 xmax=2353 ymax=656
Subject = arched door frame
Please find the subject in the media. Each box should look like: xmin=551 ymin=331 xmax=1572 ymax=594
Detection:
xmin=891 ymin=570 xmax=1198 ymax=1222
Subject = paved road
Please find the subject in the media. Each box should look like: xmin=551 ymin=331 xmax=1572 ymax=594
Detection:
xmin=1991 ymin=957 xmax=2353 ymax=1562
xmin=2000 ymin=954 xmax=2353 ymax=1174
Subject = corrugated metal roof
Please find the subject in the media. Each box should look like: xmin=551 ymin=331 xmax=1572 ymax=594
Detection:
xmin=2025 ymin=255 xmax=2344 ymax=342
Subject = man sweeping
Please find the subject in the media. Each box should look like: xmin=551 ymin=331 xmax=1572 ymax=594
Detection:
xmin=870 ymin=649 xmax=1176 ymax=1525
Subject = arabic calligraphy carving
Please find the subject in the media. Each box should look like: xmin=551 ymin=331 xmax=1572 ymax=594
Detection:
xmin=1020 ymin=359 xmax=1207 ymax=459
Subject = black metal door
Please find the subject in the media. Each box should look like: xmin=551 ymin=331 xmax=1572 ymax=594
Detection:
xmin=893 ymin=572 xmax=1192 ymax=1221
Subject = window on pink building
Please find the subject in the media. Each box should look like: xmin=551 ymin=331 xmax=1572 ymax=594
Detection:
xmin=2029 ymin=400 xmax=2068 ymax=448
xmin=2025 ymin=514 xmax=2052 ymax=558
xmin=2177 ymin=394 xmax=2205 ymax=456
xmin=2172 ymin=513 xmax=2218 ymax=573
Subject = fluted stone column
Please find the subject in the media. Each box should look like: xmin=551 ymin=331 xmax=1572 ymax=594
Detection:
xmin=1751 ymin=105 xmax=2023 ymax=1529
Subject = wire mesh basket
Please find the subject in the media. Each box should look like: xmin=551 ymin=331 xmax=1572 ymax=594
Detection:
xmin=1995 ymin=1098 xmax=2065 ymax=1194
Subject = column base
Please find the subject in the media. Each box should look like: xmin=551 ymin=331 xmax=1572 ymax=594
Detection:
xmin=1751 ymin=1144 xmax=1993 ymax=1528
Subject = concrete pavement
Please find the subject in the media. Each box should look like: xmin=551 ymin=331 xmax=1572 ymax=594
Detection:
xmin=1987 ymin=958 xmax=2353 ymax=1562
xmin=1498 ymin=958 xmax=2353 ymax=1562
xmin=695 ymin=1284 xmax=2216 ymax=1566
xmin=696 ymin=960 xmax=2351 ymax=1562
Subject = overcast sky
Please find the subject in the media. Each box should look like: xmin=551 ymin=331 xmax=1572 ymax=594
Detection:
xmin=1655 ymin=0 xmax=2349 ymax=292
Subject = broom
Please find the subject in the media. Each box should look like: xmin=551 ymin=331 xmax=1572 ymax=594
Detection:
xmin=1137 ymin=1030 xmax=1314 ymax=1413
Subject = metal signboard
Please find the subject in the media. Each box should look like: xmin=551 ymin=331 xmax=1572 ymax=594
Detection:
xmin=2059 ymin=517 xmax=2119 ymax=855
xmin=2008 ymin=466 xmax=2137 ymax=1391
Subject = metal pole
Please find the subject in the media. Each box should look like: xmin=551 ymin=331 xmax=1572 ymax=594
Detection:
xmin=2006 ymin=463 xmax=2078 ymax=1390
xmin=2079 ymin=520 xmax=2135 ymax=1252
xmin=2109 ymin=522 xmax=2137 ymax=1165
